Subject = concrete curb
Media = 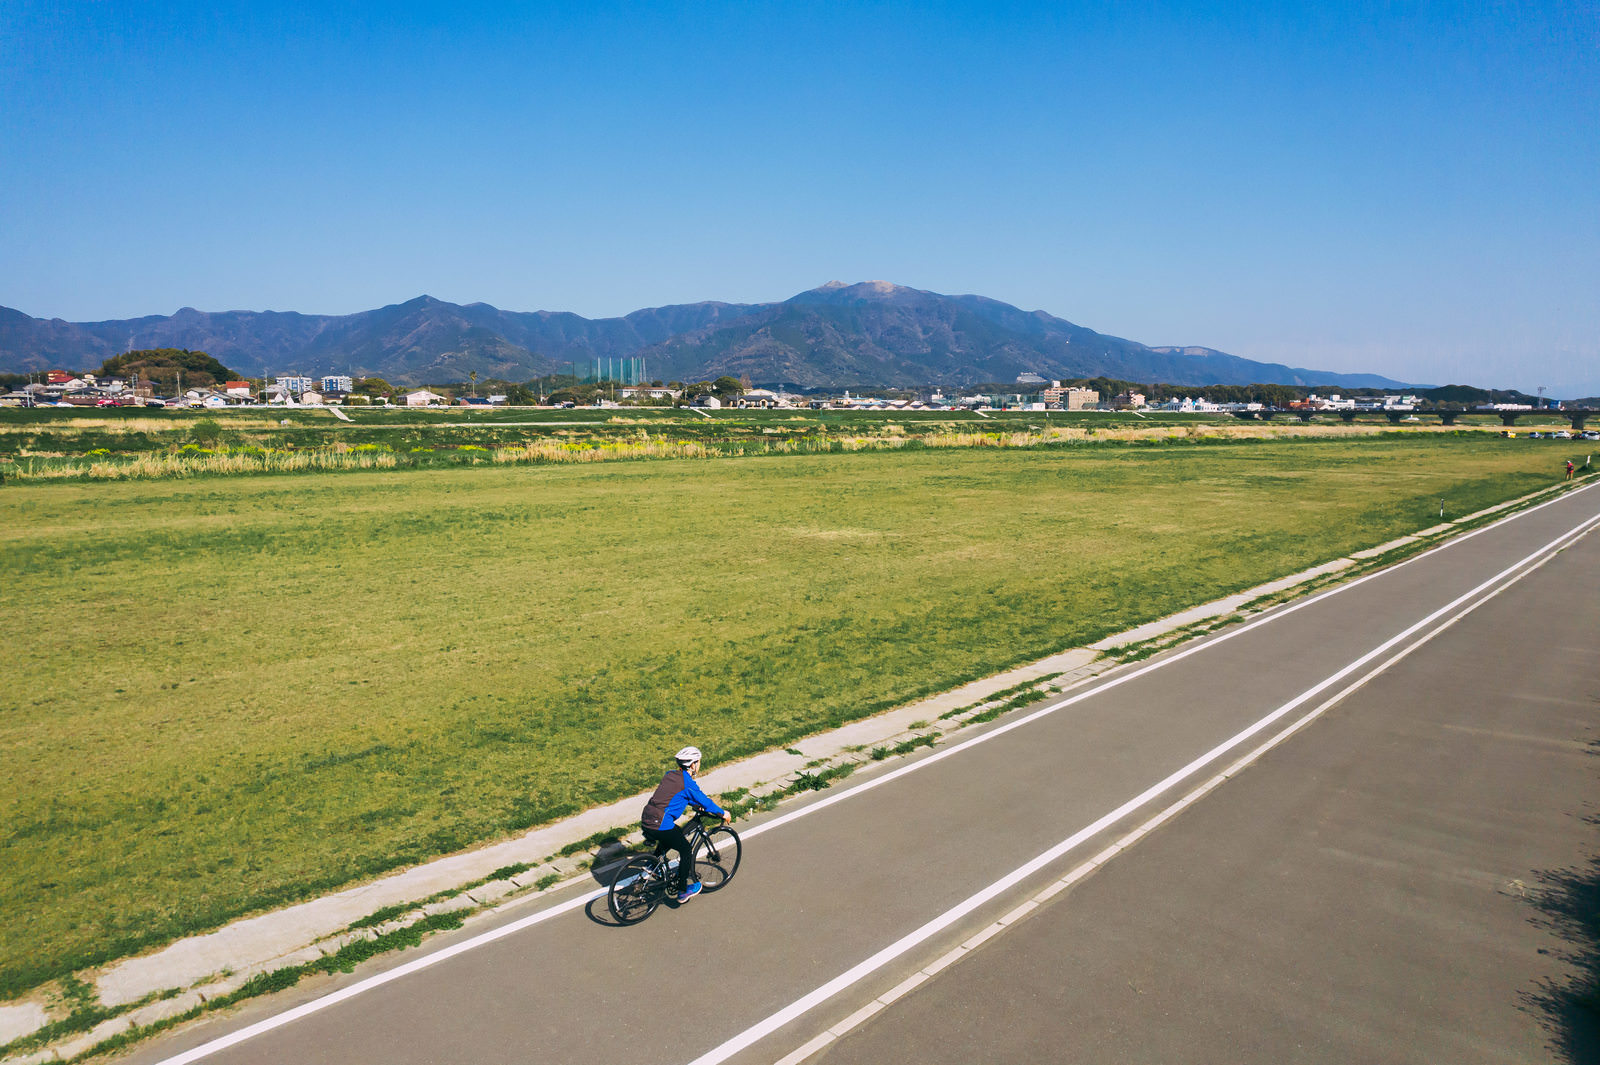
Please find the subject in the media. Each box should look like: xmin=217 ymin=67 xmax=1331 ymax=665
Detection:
xmin=3 ymin=476 xmax=1587 ymax=1061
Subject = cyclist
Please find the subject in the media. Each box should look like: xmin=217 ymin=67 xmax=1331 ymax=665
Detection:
xmin=640 ymin=745 xmax=730 ymax=903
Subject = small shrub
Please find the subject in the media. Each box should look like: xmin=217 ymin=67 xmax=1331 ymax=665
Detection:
xmin=886 ymin=734 xmax=940 ymax=757
xmin=347 ymin=903 xmax=414 ymax=931
xmin=786 ymin=762 xmax=857 ymax=794
xmin=189 ymin=419 xmax=222 ymax=447
xmin=487 ymin=862 xmax=531 ymax=881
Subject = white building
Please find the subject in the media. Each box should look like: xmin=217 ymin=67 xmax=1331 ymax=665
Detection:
xmin=321 ymin=375 xmax=354 ymax=394
xmin=276 ymin=375 xmax=314 ymax=395
xmin=618 ymin=386 xmax=682 ymax=401
xmin=1152 ymin=396 xmax=1223 ymax=413
xmin=736 ymin=388 xmax=784 ymax=408
xmin=404 ymin=390 xmax=446 ymax=407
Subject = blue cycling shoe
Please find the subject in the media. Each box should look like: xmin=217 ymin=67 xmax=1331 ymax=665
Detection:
xmin=676 ymin=881 xmax=702 ymax=904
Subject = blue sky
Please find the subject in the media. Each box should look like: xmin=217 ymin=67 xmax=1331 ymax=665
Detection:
xmin=3 ymin=1 xmax=1596 ymax=395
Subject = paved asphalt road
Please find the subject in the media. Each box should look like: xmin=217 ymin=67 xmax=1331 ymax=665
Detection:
xmin=816 ymin=502 xmax=1600 ymax=1064
xmin=125 ymin=484 xmax=1600 ymax=1065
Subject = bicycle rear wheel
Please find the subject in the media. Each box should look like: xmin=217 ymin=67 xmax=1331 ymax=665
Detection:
xmin=694 ymin=826 xmax=742 ymax=891
xmin=608 ymin=855 xmax=662 ymax=924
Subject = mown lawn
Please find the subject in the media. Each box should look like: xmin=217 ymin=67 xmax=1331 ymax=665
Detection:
xmin=0 ymin=433 xmax=1574 ymax=994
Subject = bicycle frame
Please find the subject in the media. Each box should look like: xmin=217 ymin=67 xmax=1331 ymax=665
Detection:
xmin=608 ymin=814 xmax=740 ymax=924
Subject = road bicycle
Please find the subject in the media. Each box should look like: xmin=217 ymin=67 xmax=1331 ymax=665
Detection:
xmin=607 ymin=814 xmax=742 ymax=924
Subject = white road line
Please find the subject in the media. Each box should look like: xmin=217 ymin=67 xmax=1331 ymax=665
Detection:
xmin=143 ymin=483 xmax=1597 ymax=1065
xmin=772 ymin=506 xmax=1585 ymax=1064
xmin=683 ymin=505 xmax=1600 ymax=1065
xmin=147 ymin=888 xmax=604 ymax=1065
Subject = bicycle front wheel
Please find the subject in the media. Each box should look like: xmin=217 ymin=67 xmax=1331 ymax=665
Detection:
xmin=694 ymin=826 xmax=742 ymax=891
xmin=608 ymin=855 xmax=662 ymax=924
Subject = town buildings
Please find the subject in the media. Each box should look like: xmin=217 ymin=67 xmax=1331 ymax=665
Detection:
xmin=1041 ymin=383 xmax=1100 ymax=410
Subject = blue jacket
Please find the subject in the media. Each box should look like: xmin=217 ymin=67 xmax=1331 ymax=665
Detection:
xmin=641 ymin=767 xmax=726 ymax=831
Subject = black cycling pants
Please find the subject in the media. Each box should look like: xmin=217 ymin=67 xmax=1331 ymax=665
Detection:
xmin=641 ymin=824 xmax=695 ymax=890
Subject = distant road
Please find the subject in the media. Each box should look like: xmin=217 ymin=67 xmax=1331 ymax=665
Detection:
xmin=125 ymin=485 xmax=1600 ymax=1065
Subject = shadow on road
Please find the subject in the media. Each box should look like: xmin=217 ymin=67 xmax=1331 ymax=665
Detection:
xmin=588 ymin=839 xmax=636 ymax=887
xmin=582 ymin=839 xmax=648 ymax=928
xmin=1521 ymin=812 xmax=1600 ymax=1064
xmin=585 ymin=897 xmax=625 ymax=927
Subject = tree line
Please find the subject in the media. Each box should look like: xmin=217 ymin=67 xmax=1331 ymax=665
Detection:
xmin=97 ymin=349 xmax=242 ymax=391
xmin=987 ymin=377 xmax=1548 ymax=409
xmin=2 ymin=357 xmax=1567 ymax=408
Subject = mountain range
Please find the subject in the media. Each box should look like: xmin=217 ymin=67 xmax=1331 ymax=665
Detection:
xmin=0 ymin=282 xmax=1409 ymax=390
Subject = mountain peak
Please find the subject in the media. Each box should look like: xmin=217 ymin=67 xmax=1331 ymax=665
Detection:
xmin=821 ymin=280 xmax=907 ymax=295
xmin=791 ymin=280 xmax=918 ymax=304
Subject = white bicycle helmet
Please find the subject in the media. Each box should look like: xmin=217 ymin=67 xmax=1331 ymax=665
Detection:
xmin=675 ymin=745 xmax=702 ymax=767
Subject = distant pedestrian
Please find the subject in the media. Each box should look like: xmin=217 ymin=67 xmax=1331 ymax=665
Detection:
xmin=1566 ymin=460 xmax=1576 ymax=481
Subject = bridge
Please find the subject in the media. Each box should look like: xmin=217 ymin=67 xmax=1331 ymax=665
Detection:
xmin=1229 ymin=406 xmax=1595 ymax=429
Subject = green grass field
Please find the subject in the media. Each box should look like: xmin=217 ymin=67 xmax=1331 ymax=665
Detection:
xmin=0 ymin=432 xmax=1584 ymax=995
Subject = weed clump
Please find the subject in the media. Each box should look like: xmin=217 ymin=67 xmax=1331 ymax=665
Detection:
xmin=787 ymin=763 xmax=858 ymax=793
